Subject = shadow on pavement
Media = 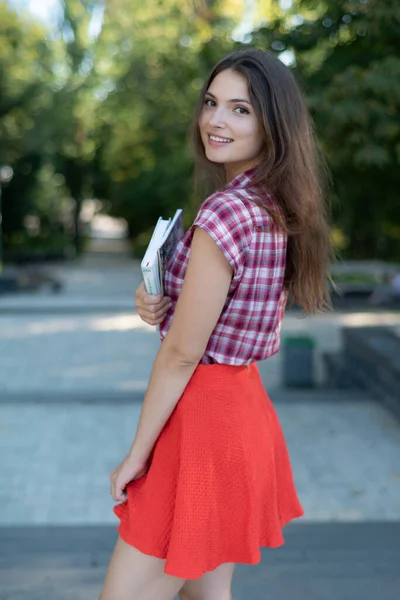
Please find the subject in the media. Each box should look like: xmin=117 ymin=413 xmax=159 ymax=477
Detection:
xmin=1 ymin=523 xmax=400 ymax=600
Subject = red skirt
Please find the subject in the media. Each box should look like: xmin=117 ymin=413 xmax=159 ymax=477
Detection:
xmin=113 ymin=363 xmax=303 ymax=579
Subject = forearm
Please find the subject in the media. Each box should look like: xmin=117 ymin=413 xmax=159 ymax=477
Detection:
xmin=128 ymin=340 xmax=199 ymax=461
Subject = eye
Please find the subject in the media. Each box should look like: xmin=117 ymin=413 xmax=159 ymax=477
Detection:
xmin=204 ymin=98 xmax=216 ymax=107
xmin=234 ymin=106 xmax=250 ymax=115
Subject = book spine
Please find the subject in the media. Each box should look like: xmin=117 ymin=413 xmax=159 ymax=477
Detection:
xmin=157 ymin=249 xmax=164 ymax=295
xmin=141 ymin=267 xmax=161 ymax=295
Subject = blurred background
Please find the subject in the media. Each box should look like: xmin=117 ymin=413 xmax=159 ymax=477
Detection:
xmin=0 ymin=0 xmax=399 ymax=264
xmin=0 ymin=1 xmax=400 ymax=599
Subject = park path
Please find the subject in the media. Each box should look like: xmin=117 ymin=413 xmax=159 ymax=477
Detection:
xmin=1 ymin=254 xmax=400 ymax=523
xmin=1 ymin=247 xmax=400 ymax=599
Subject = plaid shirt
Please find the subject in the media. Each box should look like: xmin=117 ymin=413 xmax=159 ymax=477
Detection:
xmin=159 ymin=168 xmax=288 ymax=365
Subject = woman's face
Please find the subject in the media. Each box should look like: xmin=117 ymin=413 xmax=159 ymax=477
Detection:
xmin=199 ymin=68 xmax=265 ymax=181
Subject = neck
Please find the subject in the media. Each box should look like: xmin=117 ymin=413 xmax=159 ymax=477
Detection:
xmin=225 ymin=162 xmax=258 ymax=183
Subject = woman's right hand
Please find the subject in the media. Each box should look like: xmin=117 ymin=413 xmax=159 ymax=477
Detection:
xmin=135 ymin=281 xmax=172 ymax=326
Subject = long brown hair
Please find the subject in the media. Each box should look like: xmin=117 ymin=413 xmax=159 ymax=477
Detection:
xmin=189 ymin=48 xmax=334 ymax=314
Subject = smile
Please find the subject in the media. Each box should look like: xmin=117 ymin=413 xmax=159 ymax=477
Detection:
xmin=208 ymin=134 xmax=233 ymax=144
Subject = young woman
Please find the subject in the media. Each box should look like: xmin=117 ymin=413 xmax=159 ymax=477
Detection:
xmin=100 ymin=48 xmax=332 ymax=600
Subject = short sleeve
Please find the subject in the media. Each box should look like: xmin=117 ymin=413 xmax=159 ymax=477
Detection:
xmin=192 ymin=192 xmax=253 ymax=280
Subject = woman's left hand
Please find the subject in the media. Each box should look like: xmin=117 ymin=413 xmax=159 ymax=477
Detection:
xmin=110 ymin=453 xmax=151 ymax=502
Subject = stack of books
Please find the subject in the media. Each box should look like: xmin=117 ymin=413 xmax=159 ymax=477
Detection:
xmin=140 ymin=209 xmax=184 ymax=295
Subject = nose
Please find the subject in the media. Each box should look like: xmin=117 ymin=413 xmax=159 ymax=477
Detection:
xmin=208 ymin=106 xmax=227 ymax=128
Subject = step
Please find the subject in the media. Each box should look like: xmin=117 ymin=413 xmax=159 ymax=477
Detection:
xmin=1 ymin=524 xmax=399 ymax=600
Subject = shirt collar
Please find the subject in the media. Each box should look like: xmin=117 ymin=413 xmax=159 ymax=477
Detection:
xmin=225 ymin=167 xmax=258 ymax=190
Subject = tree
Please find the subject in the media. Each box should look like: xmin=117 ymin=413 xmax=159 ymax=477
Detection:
xmin=0 ymin=1 xmax=54 ymax=249
xmin=48 ymin=0 xmax=102 ymax=253
xmin=253 ymin=0 xmax=400 ymax=258
xmin=91 ymin=0 xmax=239 ymax=246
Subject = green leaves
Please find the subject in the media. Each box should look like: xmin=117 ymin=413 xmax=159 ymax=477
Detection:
xmin=2 ymin=0 xmax=400 ymax=261
xmin=254 ymin=0 xmax=400 ymax=258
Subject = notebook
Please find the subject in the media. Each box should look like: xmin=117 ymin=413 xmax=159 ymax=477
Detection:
xmin=140 ymin=209 xmax=184 ymax=295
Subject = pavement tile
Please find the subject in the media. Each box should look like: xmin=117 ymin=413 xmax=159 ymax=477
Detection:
xmin=1 ymin=261 xmax=400 ymax=598
xmin=1 ymin=398 xmax=400 ymax=525
xmin=1 ymin=263 xmax=400 ymax=527
xmin=1 ymin=523 xmax=399 ymax=600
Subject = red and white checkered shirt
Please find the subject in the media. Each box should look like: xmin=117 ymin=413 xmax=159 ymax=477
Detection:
xmin=159 ymin=168 xmax=288 ymax=365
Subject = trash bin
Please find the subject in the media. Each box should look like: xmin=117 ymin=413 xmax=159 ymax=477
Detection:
xmin=282 ymin=336 xmax=316 ymax=388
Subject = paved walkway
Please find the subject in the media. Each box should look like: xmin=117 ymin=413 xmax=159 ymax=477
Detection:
xmin=1 ymin=255 xmax=400 ymax=598
xmin=1 ymin=260 xmax=400 ymax=524
xmin=1 ymin=389 xmax=400 ymax=526
xmin=1 ymin=523 xmax=400 ymax=600
xmin=1 ymin=260 xmax=400 ymax=394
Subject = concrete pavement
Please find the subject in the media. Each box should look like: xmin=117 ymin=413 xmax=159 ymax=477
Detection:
xmin=1 ymin=523 xmax=400 ymax=600
xmin=1 ymin=389 xmax=400 ymax=526
xmin=1 ymin=255 xmax=400 ymax=599
xmin=1 ymin=259 xmax=400 ymax=394
xmin=1 ymin=260 xmax=400 ymax=525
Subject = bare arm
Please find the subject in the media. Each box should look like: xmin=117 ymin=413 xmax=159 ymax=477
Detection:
xmin=130 ymin=226 xmax=233 ymax=460
xmin=110 ymin=227 xmax=233 ymax=500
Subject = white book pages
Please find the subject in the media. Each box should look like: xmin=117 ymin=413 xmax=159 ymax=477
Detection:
xmin=140 ymin=210 xmax=184 ymax=296
xmin=141 ymin=217 xmax=170 ymax=270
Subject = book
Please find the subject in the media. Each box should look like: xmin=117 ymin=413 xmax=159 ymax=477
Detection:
xmin=140 ymin=217 xmax=170 ymax=295
xmin=141 ymin=209 xmax=184 ymax=295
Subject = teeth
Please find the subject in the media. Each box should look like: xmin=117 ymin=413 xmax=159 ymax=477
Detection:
xmin=209 ymin=135 xmax=233 ymax=143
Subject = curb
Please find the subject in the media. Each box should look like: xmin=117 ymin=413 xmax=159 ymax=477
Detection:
xmin=0 ymin=301 xmax=135 ymax=314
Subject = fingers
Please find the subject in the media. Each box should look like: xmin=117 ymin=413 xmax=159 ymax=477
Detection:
xmin=135 ymin=281 xmax=163 ymax=305
xmin=143 ymin=300 xmax=171 ymax=323
xmin=135 ymin=288 xmax=172 ymax=326
xmin=109 ymin=458 xmax=152 ymax=503
xmin=114 ymin=487 xmax=127 ymax=502
xmin=110 ymin=472 xmax=127 ymax=502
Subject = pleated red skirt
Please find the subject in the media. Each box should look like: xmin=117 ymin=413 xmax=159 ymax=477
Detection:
xmin=113 ymin=363 xmax=304 ymax=579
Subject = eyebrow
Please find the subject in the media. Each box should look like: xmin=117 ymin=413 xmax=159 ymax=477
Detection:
xmin=205 ymin=91 xmax=252 ymax=106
